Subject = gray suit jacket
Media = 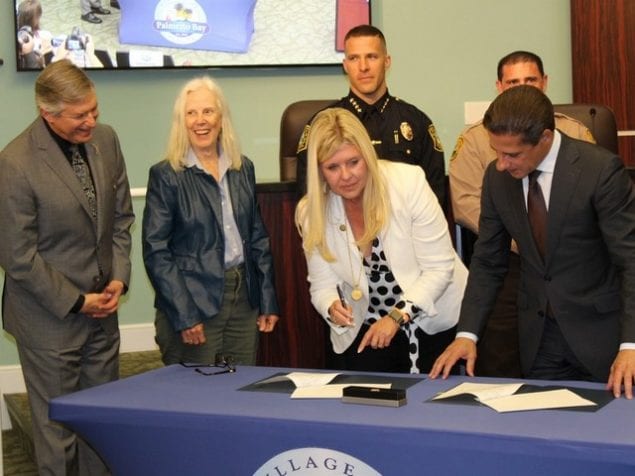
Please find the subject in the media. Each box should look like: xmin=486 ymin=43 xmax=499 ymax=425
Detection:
xmin=459 ymin=134 xmax=635 ymax=380
xmin=0 ymin=117 xmax=134 ymax=349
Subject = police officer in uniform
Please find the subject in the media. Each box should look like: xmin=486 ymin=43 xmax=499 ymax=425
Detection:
xmin=296 ymin=25 xmax=446 ymax=211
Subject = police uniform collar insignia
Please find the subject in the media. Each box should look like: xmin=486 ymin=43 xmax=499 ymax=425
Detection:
xmin=378 ymin=95 xmax=390 ymax=113
xmin=348 ymin=96 xmax=363 ymax=114
xmin=348 ymin=92 xmax=390 ymax=116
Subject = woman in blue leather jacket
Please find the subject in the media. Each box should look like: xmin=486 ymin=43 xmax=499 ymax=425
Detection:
xmin=142 ymin=76 xmax=279 ymax=365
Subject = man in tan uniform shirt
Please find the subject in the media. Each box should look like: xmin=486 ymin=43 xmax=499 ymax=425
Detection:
xmin=449 ymin=50 xmax=594 ymax=377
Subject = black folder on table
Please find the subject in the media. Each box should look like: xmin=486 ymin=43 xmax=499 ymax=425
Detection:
xmin=427 ymin=383 xmax=614 ymax=412
xmin=239 ymin=372 xmax=423 ymax=394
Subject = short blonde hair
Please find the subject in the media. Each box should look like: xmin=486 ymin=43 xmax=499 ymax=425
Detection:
xmin=165 ymin=76 xmax=241 ymax=171
xmin=295 ymin=108 xmax=389 ymax=261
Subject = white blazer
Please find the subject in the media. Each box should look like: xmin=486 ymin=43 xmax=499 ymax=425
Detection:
xmin=305 ymin=161 xmax=468 ymax=353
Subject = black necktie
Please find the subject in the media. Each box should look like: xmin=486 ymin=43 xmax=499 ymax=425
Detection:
xmin=363 ymin=106 xmax=382 ymax=139
xmin=527 ymin=170 xmax=547 ymax=260
xmin=70 ymin=145 xmax=97 ymax=218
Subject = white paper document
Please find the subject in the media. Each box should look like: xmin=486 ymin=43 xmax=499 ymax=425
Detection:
xmin=256 ymin=372 xmax=340 ymax=388
xmin=433 ymin=382 xmax=524 ymax=401
xmin=433 ymin=382 xmax=597 ymax=413
xmin=481 ymin=389 xmax=596 ymax=412
xmin=255 ymin=372 xmax=394 ymax=399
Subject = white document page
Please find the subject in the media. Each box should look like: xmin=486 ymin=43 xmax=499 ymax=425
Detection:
xmin=432 ymin=382 xmax=597 ymax=413
xmin=432 ymin=382 xmax=524 ymax=401
xmin=256 ymin=372 xmax=340 ymax=388
xmin=481 ymin=388 xmax=596 ymax=413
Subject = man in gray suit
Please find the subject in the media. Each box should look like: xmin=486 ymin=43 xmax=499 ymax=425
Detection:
xmin=430 ymin=85 xmax=635 ymax=399
xmin=0 ymin=59 xmax=134 ymax=474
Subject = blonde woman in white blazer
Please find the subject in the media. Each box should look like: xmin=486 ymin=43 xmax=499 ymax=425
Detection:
xmin=295 ymin=108 xmax=468 ymax=373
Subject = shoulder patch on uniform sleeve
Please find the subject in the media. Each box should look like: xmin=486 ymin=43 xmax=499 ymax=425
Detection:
xmin=428 ymin=124 xmax=444 ymax=152
xmin=296 ymin=125 xmax=311 ymax=153
xmin=450 ymin=136 xmax=464 ymax=162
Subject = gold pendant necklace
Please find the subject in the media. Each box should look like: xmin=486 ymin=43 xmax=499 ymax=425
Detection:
xmin=351 ymin=287 xmax=363 ymax=301
xmin=343 ymin=225 xmax=364 ymax=301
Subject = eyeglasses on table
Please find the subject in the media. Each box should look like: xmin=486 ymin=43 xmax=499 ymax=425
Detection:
xmin=179 ymin=354 xmax=236 ymax=375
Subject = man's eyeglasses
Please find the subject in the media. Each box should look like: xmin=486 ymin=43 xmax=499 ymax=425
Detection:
xmin=180 ymin=354 xmax=236 ymax=375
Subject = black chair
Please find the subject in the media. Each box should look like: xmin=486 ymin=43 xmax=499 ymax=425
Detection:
xmin=278 ymin=99 xmax=335 ymax=182
xmin=553 ymin=103 xmax=618 ymax=154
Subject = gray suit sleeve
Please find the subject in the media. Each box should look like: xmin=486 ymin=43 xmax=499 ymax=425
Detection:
xmin=108 ymin=129 xmax=134 ymax=288
xmin=0 ymin=152 xmax=81 ymax=318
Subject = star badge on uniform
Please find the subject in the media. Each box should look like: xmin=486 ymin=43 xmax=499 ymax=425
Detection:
xmin=399 ymin=121 xmax=414 ymax=141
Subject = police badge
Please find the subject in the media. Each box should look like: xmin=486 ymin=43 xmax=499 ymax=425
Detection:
xmin=399 ymin=122 xmax=414 ymax=141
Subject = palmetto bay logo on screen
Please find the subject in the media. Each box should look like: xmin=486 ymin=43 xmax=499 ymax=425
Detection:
xmin=153 ymin=0 xmax=209 ymax=45
xmin=253 ymin=447 xmax=381 ymax=476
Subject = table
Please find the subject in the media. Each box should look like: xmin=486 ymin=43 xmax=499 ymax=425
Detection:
xmin=49 ymin=365 xmax=635 ymax=475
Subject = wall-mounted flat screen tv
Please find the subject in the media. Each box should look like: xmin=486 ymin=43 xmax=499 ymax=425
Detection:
xmin=15 ymin=0 xmax=371 ymax=71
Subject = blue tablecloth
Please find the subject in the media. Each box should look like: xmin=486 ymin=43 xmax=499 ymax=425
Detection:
xmin=49 ymin=365 xmax=635 ymax=475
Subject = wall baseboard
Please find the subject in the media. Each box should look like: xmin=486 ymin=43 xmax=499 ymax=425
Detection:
xmin=0 ymin=323 xmax=156 ymax=431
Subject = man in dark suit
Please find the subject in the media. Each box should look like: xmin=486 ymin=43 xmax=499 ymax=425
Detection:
xmin=0 ymin=60 xmax=134 ymax=474
xmin=430 ymin=85 xmax=635 ymax=399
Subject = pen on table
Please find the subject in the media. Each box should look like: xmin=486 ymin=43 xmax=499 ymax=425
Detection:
xmin=336 ymin=284 xmax=347 ymax=308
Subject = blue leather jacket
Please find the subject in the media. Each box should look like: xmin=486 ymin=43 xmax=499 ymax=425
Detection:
xmin=142 ymin=157 xmax=279 ymax=331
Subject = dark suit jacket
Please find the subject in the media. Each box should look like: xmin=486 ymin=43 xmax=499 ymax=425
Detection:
xmin=142 ymin=157 xmax=279 ymax=332
xmin=458 ymin=134 xmax=635 ymax=380
xmin=0 ymin=117 xmax=134 ymax=349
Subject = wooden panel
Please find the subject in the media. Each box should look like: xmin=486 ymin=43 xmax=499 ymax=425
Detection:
xmin=618 ymin=135 xmax=635 ymax=168
xmin=571 ymin=0 xmax=635 ymax=131
xmin=255 ymin=185 xmax=326 ymax=369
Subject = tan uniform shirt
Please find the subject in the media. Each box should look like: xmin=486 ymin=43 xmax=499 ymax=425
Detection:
xmin=449 ymin=113 xmax=595 ymax=234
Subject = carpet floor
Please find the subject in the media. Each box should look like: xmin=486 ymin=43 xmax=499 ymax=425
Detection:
xmin=3 ymin=350 xmax=163 ymax=475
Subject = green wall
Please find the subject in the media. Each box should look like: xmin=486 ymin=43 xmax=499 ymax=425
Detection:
xmin=0 ymin=0 xmax=574 ymax=364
